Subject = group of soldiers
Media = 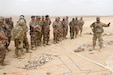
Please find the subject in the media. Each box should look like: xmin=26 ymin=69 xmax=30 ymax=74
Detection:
xmin=0 ymin=17 xmax=13 ymax=65
xmin=29 ymin=15 xmax=51 ymax=49
xmin=69 ymin=17 xmax=84 ymax=39
xmin=0 ymin=15 xmax=111 ymax=66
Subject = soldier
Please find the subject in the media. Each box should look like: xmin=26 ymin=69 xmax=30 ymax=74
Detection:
xmin=42 ymin=15 xmax=51 ymax=45
xmin=35 ymin=16 xmax=42 ymax=46
xmin=17 ymin=15 xmax=26 ymax=23
xmin=52 ymin=17 xmax=60 ymax=43
xmin=65 ymin=16 xmax=69 ymax=39
xmin=74 ymin=17 xmax=79 ymax=38
xmin=19 ymin=15 xmax=31 ymax=53
xmin=78 ymin=17 xmax=84 ymax=36
xmin=12 ymin=19 xmax=26 ymax=58
xmin=69 ymin=18 xmax=75 ymax=39
xmin=3 ymin=18 xmax=12 ymax=51
xmin=9 ymin=17 xmax=14 ymax=30
xmin=57 ymin=17 xmax=63 ymax=41
xmin=0 ymin=17 xmax=8 ymax=65
xmin=29 ymin=16 xmax=37 ymax=50
xmin=61 ymin=17 xmax=66 ymax=39
xmin=90 ymin=17 xmax=110 ymax=50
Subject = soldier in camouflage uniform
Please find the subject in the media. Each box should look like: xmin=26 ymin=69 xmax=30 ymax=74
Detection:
xmin=57 ymin=17 xmax=62 ymax=41
xmin=90 ymin=17 xmax=110 ymax=50
xmin=61 ymin=17 xmax=67 ymax=39
xmin=18 ymin=15 xmax=31 ymax=53
xmin=69 ymin=18 xmax=75 ymax=39
xmin=52 ymin=17 xmax=60 ymax=43
xmin=74 ymin=17 xmax=79 ymax=38
xmin=12 ymin=19 xmax=25 ymax=58
xmin=29 ymin=16 xmax=37 ymax=49
xmin=35 ymin=16 xmax=42 ymax=46
xmin=78 ymin=17 xmax=84 ymax=36
xmin=0 ymin=17 xmax=8 ymax=65
xmin=3 ymin=18 xmax=13 ymax=51
xmin=9 ymin=17 xmax=14 ymax=29
xmin=42 ymin=15 xmax=51 ymax=45
xmin=65 ymin=16 xmax=69 ymax=39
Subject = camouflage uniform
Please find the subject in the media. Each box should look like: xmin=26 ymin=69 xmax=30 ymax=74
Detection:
xmin=29 ymin=16 xmax=37 ymax=49
xmin=35 ymin=16 xmax=42 ymax=46
xmin=57 ymin=17 xmax=62 ymax=41
xmin=9 ymin=17 xmax=14 ymax=29
xmin=0 ymin=17 xmax=7 ymax=65
xmin=74 ymin=17 xmax=79 ymax=38
xmin=65 ymin=16 xmax=69 ymax=38
xmin=12 ymin=19 xmax=25 ymax=58
xmin=18 ymin=16 xmax=30 ymax=52
xmin=69 ymin=18 xmax=75 ymax=39
xmin=42 ymin=15 xmax=51 ymax=45
xmin=78 ymin=17 xmax=84 ymax=35
xmin=90 ymin=17 xmax=110 ymax=50
xmin=61 ymin=18 xmax=66 ymax=39
xmin=52 ymin=18 xmax=60 ymax=43
xmin=22 ymin=21 xmax=30 ymax=52
xmin=3 ymin=18 xmax=13 ymax=51
xmin=41 ymin=16 xmax=45 ymax=38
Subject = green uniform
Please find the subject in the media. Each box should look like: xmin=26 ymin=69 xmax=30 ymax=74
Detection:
xmin=69 ymin=19 xmax=75 ymax=39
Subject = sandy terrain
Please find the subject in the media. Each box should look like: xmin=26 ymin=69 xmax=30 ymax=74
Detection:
xmin=0 ymin=16 xmax=113 ymax=75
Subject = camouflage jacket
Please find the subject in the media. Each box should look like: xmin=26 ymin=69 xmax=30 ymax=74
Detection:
xmin=90 ymin=22 xmax=109 ymax=33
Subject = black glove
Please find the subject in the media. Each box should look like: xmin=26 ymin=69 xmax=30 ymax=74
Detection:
xmin=108 ymin=22 xmax=110 ymax=26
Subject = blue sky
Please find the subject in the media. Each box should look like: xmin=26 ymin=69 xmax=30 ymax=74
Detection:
xmin=0 ymin=0 xmax=113 ymax=16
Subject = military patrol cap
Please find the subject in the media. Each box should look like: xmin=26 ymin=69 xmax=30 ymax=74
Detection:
xmin=31 ymin=16 xmax=35 ymax=18
xmin=36 ymin=16 xmax=41 ymax=18
xmin=55 ymin=17 xmax=59 ymax=20
xmin=96 ymin=17 xmax=100 ymax=20
xmin=20 ymin=15 xmax=24 ymax=19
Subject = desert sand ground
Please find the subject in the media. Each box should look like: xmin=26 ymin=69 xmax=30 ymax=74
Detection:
xmin=0 ymin=16 xmax=113 ymax=75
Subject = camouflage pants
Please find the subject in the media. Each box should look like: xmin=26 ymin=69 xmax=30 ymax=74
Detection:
xmin=35 ymin=31 xmax=42 ymax=46
xmin=58 ymin=30 xmax=62 ymax=40
xmin=65 ymin=26 xmax=68 ymax=38
xmin=63 ymin=26 xmax=68 ymax=38
xmin=14 ymin=39 xmax=24 ymax=57
xmin=74 ymin=26 xmax=79 ymax=37
xmin=78 ymin=25 xmax=83 ymax=35
xmin=23 ymin=35 xmax=29 ymax=51
xmin=53 ymin=30 xmax=59 ymax=43
xmin=70 ymin=27 xmax=75 ymax=39
xmin=0 ymin=44 xmax=6 ymax=64
xmin=93 ymin=33 xmax=103 ymax=49
xmin=63 ymin=28 xmax=67 ymax=38
xmin=30 ymin=32 xmax=36 ymax=48
xmin=5 ymin=36 xmax=11 ymax=50
xmin=43 ymin=31 xmax=50 ymax=44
